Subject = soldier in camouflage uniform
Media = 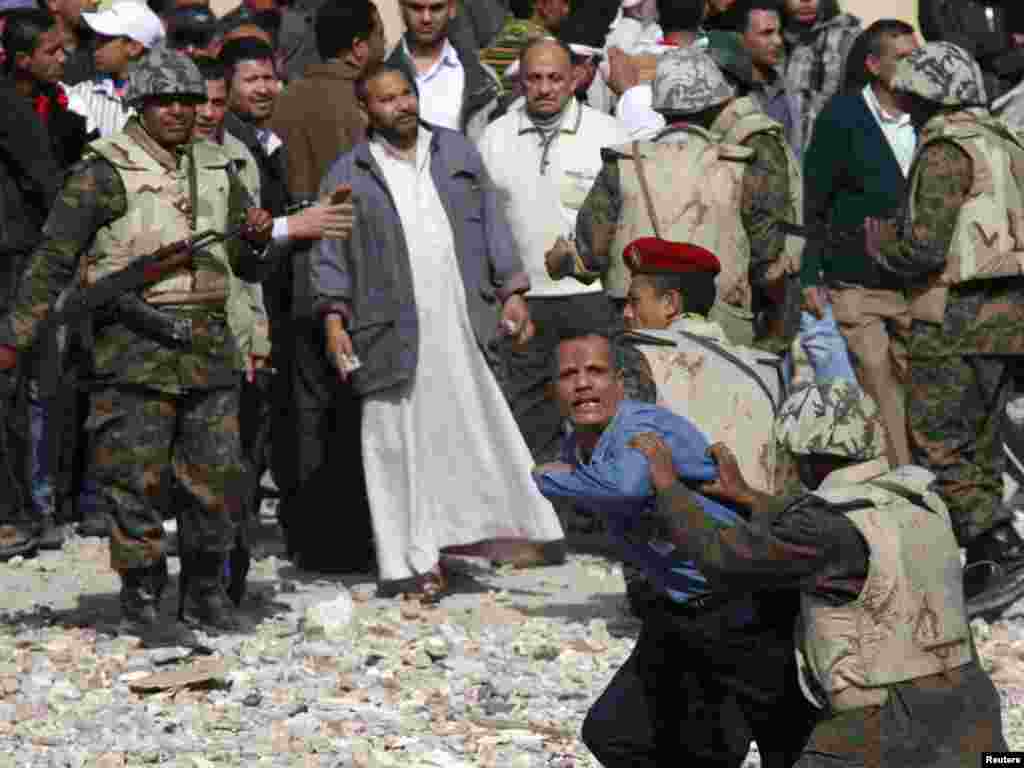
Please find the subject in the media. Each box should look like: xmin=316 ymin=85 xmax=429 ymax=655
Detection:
xmin=631 ymin=378 xmax=1007 ymax=767
xmin=566 ymin=47 xmax=800 ymax=353
xmin=866 ymin=42 xmax=1024 ymax=618
xmin=0 ymin=46 xmax=273 ymax=630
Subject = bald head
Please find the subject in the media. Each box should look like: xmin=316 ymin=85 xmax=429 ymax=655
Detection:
xmin=521 ymin=37 xmax=575 ymax=119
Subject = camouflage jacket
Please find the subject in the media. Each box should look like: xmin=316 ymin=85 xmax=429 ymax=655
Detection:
xmin=782 ymin=12 xmax=861 ymax=156
xmin=654 ymin=464 xmax=1006 ymax=762
xmin=880 ymin=119 xmax=1024 ymax=356
xmin=575 ymin=125 xmax=792 ymax=340
xmin=6 ymin=121 xmax=266 ymax=393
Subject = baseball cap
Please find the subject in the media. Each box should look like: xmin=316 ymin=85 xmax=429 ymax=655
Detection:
xmin=82 ymin=1 xmax=165 ymax=48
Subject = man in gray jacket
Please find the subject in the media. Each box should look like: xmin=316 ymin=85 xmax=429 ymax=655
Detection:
xmin=312 ymin=64 xmax=565 ymax=600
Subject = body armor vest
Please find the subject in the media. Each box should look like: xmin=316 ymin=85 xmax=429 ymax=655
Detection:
xmin=86 ymin=134 xmax=234 ymax=307
xmin=800 ymin=466 xmax=973 ymax=712
xmin=909 ymin=113 xmax=1024 ymax=322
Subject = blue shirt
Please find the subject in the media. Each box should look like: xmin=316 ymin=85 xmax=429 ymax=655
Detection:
xmin=533 ymin=401 xmax=742 ymax=602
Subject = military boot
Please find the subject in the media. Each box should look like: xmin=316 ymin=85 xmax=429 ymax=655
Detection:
xmin=964 ymin=522 xmax=1024 ymax=619
xmin=119 ymin=560 xmax=167 ymax=627
xmin=184 ymin=551 xmax=242 ymax=632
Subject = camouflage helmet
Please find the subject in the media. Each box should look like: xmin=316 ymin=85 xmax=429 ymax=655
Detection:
xmin=652 ymin=47 xmax=736 ymax=115
xmin=776 ymin=379 xmax=886 ymax=462
xmin=891 ymin=42 xmax=987 ymax=108
xmin=125 ymin=43 xmax=206 ymax=106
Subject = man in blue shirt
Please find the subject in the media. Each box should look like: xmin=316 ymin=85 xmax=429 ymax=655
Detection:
xmin=535 ymin=323 xmax=815 ymax=768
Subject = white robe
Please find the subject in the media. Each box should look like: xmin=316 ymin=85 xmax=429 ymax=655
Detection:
xmin=363 ymin=129 xmax=564 ymax=581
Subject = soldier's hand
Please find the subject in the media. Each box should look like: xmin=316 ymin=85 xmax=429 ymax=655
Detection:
xmin=606 ymin=46 xmax=640 ymax=96
xmin=500 ymin=294 xmax=535 ymax=348
xmin=545 ymin=236 xmax=576 ymax=280
xmin=627 ymin=432 xmax=677 ymax=492
xmin=864 ymin=217 xmax=897 ymax=266
xmin=801 ymin=286 xmax=828 ymax=320
xmin=699 ymin=443 xmax=755 ymax=508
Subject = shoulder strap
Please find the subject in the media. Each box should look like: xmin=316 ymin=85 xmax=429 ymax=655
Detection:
xmin=627 ymin=328 xmax=780 ymax=415
xmin=631 ymin=141 xmax=662 ymax=239
xmin=671 ymin=328 xmax=780 ymax=416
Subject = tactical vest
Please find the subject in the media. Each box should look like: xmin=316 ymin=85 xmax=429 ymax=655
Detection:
xmin=86 ymin=134 xmax=234 ymax=308
xmin=713 ymin=97 xmax=804 ymax=284
xmin=800 ymin=466 xmax=973 ymax=712
xmin=608 ymin=126 xmax=752 ymax=305
xmin=908 ymin=113 xmax=1024 ymax=323
xmin=631 ymin=322 xmax=781 ymax=493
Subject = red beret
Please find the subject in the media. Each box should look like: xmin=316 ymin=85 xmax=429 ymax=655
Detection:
xmin=623 ymin=238 xmax=721 ymax=276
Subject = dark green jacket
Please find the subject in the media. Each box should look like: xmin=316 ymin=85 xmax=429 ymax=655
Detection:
xmin=800 ymin=91 xmax=907 ymax=288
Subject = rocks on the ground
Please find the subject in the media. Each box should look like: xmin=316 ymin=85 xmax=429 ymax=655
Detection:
xmin=6 ymin=537 xmax=1024 ymax=766
xmin=302 ymin=592 xmax=355 ymax=642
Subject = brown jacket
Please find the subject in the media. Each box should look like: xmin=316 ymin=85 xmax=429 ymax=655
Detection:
xmin=269 ymin=59 xmax=367 ymax=201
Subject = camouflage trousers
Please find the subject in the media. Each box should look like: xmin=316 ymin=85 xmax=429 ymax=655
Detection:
xmin=84 ymin=385 xmax=245 ymax=572
xmin=906 ymin=322 xmax=1018 ymax=544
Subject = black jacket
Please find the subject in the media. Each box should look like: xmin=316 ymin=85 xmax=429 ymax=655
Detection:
xmin=0 ymin=80 xmax=87 ymax=306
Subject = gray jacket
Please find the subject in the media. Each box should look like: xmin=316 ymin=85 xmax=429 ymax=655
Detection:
xmin=312 ymin=126 xmax=529 ymax=396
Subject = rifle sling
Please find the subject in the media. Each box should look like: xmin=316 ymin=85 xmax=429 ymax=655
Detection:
xmin=626 ymin=329 xmax=780 ymax=417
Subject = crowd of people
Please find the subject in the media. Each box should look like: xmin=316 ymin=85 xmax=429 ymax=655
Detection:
xmin=1 ymin=0 xmax=1024 ymax=764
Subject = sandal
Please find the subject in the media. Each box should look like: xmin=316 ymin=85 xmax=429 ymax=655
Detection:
xmin=378 ymin=567 xmax=449 ymax=604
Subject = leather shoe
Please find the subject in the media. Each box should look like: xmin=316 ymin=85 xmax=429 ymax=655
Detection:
xmin=0 ymin=524 xmax=38 ymax=560
xmin=964 ymin=523 xmax=1024 ymax=618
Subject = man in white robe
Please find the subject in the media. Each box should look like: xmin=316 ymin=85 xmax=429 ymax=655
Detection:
xmin=313 ymin=65 xmax=565 ymax=599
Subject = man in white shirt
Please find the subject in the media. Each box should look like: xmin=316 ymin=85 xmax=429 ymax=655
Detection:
xmin=478 ymin=37 xmax=628 ymax=462
xmin=385 ymin=0 xmax=501 ymax=141
xmin=65 ymin=0 xmax=163 ymax=137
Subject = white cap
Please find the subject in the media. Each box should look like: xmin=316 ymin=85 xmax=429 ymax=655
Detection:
xmin=621 ymin=0 xmax=647 ymax=8
xmin=82 ymin=1 xmax=165 ymax=48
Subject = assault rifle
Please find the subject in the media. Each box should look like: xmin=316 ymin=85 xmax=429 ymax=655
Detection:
xmin=45 ymin=222 xmax=256 ymax=335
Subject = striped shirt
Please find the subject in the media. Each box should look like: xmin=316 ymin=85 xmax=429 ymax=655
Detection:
xmin=65 ymin=77 xmax=134 ymax=137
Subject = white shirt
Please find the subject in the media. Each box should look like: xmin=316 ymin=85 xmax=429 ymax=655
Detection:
xmin=862 ymin=84 xmax=916 ymax=177
xmin=404 ymin=38 xmax=465 ymax=131
xmin=477 ymin=98 xmax=629 ymax=297
xmin=65 ymin=77 xmax=134 ymax=137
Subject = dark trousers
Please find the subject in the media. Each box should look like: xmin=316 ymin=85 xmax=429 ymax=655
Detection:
xmin=501 ymin=293 xmax=617 ymax=461
xmin=582 ymin=595 xmax=817 ymax=768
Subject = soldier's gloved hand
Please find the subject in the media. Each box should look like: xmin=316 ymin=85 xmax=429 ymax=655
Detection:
xmin=243 ymin=208 xmax=273 ymax=246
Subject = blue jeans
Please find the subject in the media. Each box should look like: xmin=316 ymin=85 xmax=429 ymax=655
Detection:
xmin=789 ymin=307 xmax=858 ymax=387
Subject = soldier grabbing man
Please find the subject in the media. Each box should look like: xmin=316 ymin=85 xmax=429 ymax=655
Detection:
xmin=0 ymin=45 xmax=274 ymax=631
xmin=865 ymin=42 xmax=1024 ymax=618
xmin=629 ymin=379 xmax=1006 ymax=767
